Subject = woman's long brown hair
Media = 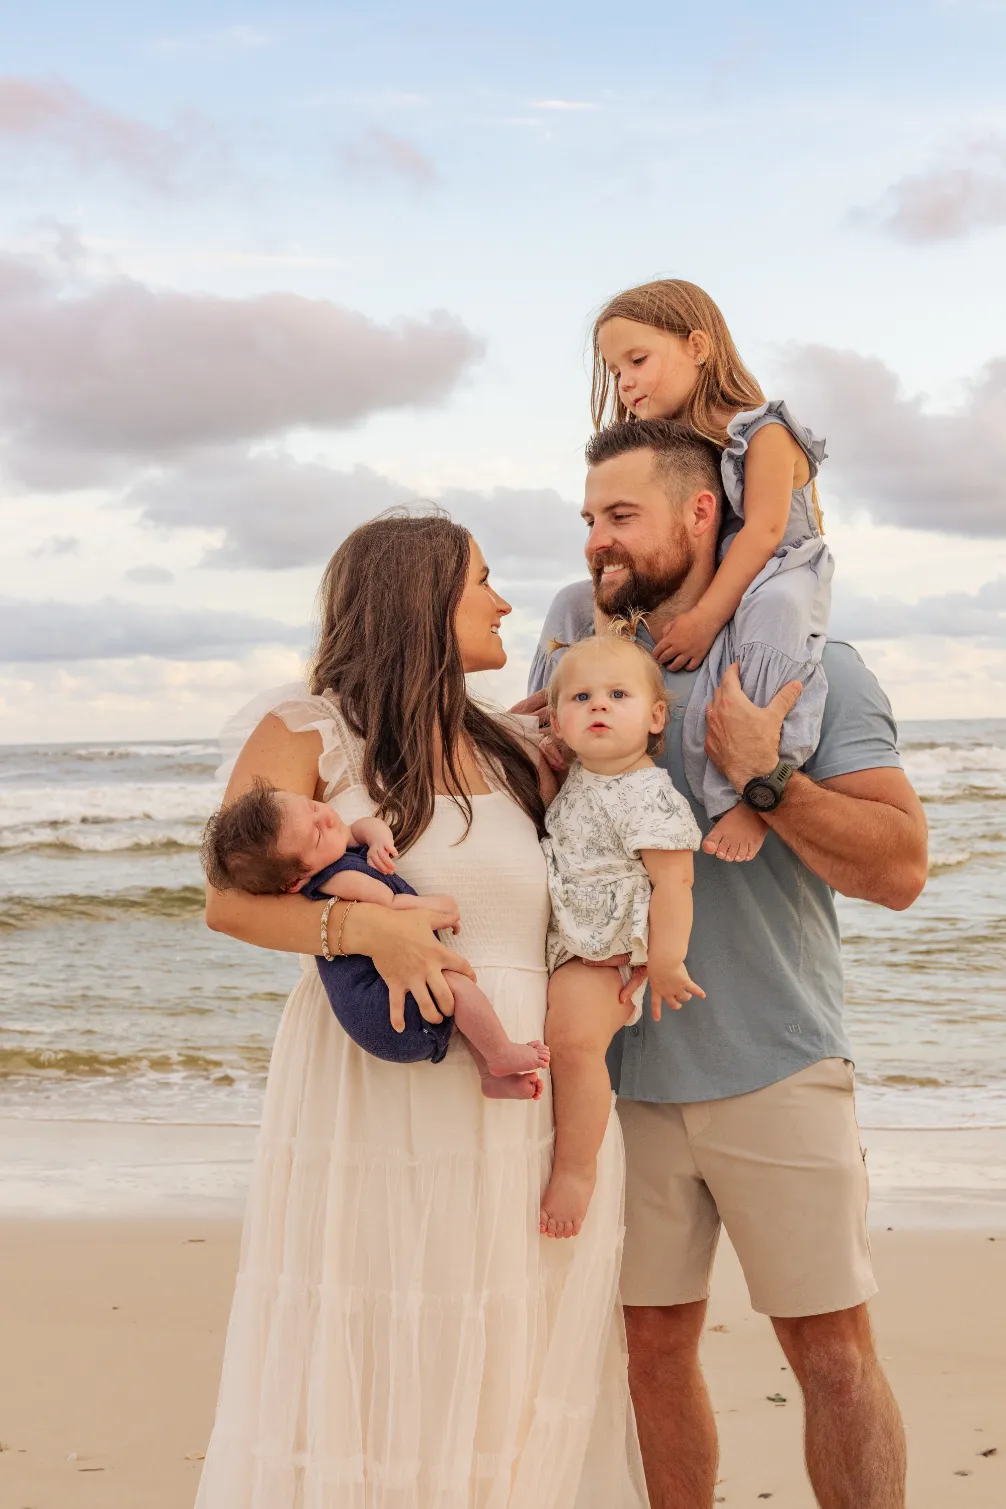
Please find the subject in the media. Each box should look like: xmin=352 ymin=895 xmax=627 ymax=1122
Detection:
xmin=591 ymin=279 xmax=764 ymax=446
xmin=310 ymin=511 xmax=546 ymax=852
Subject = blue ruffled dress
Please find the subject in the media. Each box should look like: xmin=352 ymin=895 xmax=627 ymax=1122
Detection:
xmin=682 ymin=399 xmax=835 ymax=818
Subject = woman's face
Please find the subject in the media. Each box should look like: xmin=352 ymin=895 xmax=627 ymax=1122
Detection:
xmin=454 ymin=538 xmax=511 ymax=673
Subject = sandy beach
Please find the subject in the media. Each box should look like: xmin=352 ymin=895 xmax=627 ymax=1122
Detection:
xmin=0 ymin=1217 xmax=1002 ymax=1509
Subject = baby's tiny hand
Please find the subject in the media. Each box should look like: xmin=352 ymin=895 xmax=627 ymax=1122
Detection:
xmin=652 ymin=608 xmax=720 ymax=672
xmin=648 ymin=959 xmax=705 ymax=1020
xmin=367 ymin=841 xmax=398 ymax=876
xmin=422 ymin=894 xmax=461 ymax=934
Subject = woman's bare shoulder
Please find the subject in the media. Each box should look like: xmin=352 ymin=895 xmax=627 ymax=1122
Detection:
xmin=223 ymin=712 xmax=323 ymax=802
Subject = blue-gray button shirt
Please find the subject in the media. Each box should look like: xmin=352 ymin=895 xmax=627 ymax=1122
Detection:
xmin=528 ymin=580 xmax=903 ymax=1105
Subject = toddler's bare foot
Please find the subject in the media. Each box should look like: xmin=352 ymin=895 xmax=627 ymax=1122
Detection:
xmin=539 ymin=1164 xmax=596 ymax=1239
xmin=701 ymin=803 xmax=767 ymax=862
xmin=481 ymin=1071 xmax=542 ymax=1101
xmin=485 ymin=1039 xmax=551 ymax=1078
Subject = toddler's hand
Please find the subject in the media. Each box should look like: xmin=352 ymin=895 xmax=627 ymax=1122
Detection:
xmin=648 ymin=959 xmax=705 ymax=1020
xmin=652 ymin=609 xmax=720 ymax=672
xmin=367 ymin=840 xmax=398 ymax=875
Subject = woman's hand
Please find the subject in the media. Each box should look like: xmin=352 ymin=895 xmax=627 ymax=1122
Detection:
xmin=344 ymin=901 xmax=476 ymax=1032
xmin=652 ymin=608 xmax=721 ymax=671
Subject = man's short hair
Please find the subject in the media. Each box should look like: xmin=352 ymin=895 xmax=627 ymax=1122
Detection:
xmin=585 ymin=418 xmax=724 ymax=507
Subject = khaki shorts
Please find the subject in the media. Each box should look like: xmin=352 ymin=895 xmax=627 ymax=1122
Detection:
xmin=618 ymin=1058 xmax=876 ymax=1319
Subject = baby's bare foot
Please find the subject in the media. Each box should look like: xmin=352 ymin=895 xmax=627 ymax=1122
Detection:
xmin=539 ymin=1165 xmax=596 ymax=1239
xmin=485 ymin=1039 xmax=551 ymax=1077
xmin=701 ymin=803 xmax=767 ymax=862
xmin=481 ymin=1072 xmax=542 ymax=1101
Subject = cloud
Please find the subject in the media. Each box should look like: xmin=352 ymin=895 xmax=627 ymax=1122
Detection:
xmin=124 ymin=565 xmax=175 ymax=585
xmin=530 ymin=100 xmax=597 ymax=111
xmin=854 ymin=135 xmax=1006 ymax=243
xmin=30 ymin=534 xmax=79 ymax=557
xmin=0 ymin=596 xmax=306 ymax=662
xmin=0 ymin=250 xmax=483 ymax=486
xmin=138 ymin=454 xmax=414 ymax=569
xmin=780 ymin=343 xmax=1006 ymax=537
xmin=0 ymin=75 xmax=212 ymax=188
xmin=135 ymin=449 xmax=587 ymax=575
xmin=833 ymin=576 xmax=1006 ymax=643
xmin=339 ymin=127 xmax=439 ymax=187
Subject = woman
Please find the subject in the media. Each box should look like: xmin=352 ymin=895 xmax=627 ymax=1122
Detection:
xmin=196 ymin=513 xmax=647 ymax=1509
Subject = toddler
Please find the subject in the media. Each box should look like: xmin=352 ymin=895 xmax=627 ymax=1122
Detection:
xmin=202 ymin=781 xmax=549 ymax=1099
xmin=593 ymin=277 xmax=834 ymax=861
xmin=540 ymin=628 xmax=703 ymax=1238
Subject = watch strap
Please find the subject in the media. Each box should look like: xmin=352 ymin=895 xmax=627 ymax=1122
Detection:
xmin=741 ymin=759 xmax=795 ymax=812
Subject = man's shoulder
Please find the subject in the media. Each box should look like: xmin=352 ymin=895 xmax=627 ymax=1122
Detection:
xmin=529 ymin=580 xmax=595 ymax=696
xmin=809 ymin=640 xmax=901 ymax=780
xmin=820 ymin=639 xmax=889 ymax=707
xmin=541 ymin=578 xmax=594 ymax=638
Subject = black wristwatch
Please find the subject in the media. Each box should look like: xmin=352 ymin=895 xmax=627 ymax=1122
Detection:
xmin=741 ymin=760 xmax=795 ymax=812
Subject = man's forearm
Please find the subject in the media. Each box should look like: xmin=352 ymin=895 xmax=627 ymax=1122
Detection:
xmin=761 ymin=773 xmax=926 ymax=909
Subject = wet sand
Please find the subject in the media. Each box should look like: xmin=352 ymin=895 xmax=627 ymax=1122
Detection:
xmin=0 ymin=1219 xmax=1002 ymax=1508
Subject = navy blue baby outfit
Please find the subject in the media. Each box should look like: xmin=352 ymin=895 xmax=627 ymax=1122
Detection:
xmin=300 ymin=846 xmax=455 ymax=1064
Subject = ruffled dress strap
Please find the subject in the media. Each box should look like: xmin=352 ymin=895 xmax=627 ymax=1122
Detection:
xmin=721 ymin=399 xmax=827 ymax=518
xmin=216 ymin=681 xmax=364 ymax=801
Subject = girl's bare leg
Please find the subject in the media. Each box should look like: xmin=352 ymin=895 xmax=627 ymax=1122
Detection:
xmin=443 ymin=971 xmax=549 ymax=1100
xmin=540 ymin=960 xmax=632 ymax=1239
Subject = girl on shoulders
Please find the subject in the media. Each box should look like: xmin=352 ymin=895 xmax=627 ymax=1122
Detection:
xmin=592 ymin=278 xmax=833 ymax=861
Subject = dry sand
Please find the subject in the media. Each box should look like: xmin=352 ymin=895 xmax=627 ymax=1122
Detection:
xmin=0 ymin=1220 xmax=1003 ymax=1508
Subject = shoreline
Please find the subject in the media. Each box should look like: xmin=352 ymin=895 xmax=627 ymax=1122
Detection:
xmin=0 ymin=1220 xmax=1002 ymax=1508
xmin=3 ymin=1116 xmax=1006 ymax=1226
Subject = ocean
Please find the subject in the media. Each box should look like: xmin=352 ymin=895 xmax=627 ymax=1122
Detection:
xmin=1 ymin=717 xmax=1004 ymax=1134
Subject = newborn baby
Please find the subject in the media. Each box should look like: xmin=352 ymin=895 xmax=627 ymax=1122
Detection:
xmin=202 ymin=781 xmax=549 ymax=1099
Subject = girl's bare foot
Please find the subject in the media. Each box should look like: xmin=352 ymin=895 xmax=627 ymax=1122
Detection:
xmin=539 ymin=1164 xmax=596 ymax=1238
xmin=701 ymin=802 xmax=767 ymax=862
xmin=485 ymin=1039 xmax=551 ymax=1078
xmin=481 ymin=1071 xmax=542 ymax=1101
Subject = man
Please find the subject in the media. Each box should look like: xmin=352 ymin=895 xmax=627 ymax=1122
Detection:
xmin=523 ymin=418 xmax=928 ymax=1509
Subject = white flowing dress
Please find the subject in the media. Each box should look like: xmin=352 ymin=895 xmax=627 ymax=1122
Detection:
xmin=195 ymin=690 xmax=648 ymax=1509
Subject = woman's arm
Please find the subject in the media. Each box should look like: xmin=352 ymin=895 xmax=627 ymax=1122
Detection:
xmin=205 ymin=711 xmax=476 ymax=1026
xmin=655 ymin=424 xmax=806 ymax=670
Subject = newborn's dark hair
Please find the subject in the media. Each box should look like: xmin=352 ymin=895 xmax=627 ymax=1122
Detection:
xmin=201 ymin=779 xmax=304 ymax=895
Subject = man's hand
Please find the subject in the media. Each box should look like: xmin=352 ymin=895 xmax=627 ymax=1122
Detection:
xmin=509 ymin=689 xmax=573 ymax=775
xmin=509 ymin=690 xmax=549 ymax=723
xmin=652 ymin=608 xmax=720 ymax=671
xmin=705 ymin=662 xmax=803 ymax=792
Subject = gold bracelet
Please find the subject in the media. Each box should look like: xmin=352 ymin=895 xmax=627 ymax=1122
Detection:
xmin=319 ymin=898 xmax=337 ymax=962
xmin=336 ymin=899 xmax=358 ymax=957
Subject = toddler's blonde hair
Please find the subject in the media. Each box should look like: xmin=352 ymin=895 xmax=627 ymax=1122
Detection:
xmin=591 ymin=278 xmax=764 ymax=447
xmin=547 ymin=617 xmax=669 ymax=758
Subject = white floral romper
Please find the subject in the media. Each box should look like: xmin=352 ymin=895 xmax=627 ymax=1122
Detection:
xmin=542 ymin=762 xmax=701 ymax=1022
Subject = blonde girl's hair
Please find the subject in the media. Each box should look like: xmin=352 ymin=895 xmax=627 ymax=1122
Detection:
xmin=547 ymin=617 xmax=670 ymax=759
xmin=590 ymin=279 xmax=765 ymax=446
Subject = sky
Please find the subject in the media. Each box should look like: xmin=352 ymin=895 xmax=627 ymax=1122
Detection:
xmin=1 ymin=0 xmax=1006 ymax=742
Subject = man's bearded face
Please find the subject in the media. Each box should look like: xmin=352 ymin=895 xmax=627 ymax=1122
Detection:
xmin=589 ymin=522 xmax=693 ymax=619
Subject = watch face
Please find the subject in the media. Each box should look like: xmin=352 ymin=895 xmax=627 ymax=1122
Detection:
xmin=747 ymin=782 xmax=777 ymax=811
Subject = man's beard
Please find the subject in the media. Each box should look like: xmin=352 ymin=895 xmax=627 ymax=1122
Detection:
xmin=590 ymin=535 xmax=691 ymax=619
